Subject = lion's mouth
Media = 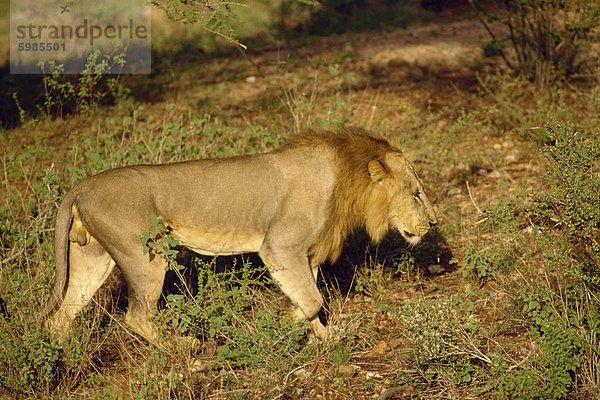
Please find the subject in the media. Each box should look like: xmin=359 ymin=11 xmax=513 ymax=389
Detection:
xmin=399 ymin=229 xmax=422 ymax=245
xmin=392 ymin=220 xmax=424 ymax=245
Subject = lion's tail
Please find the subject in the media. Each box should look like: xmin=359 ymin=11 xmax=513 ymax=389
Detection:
xmin=40 ymin=189 xmax=77 ymax=321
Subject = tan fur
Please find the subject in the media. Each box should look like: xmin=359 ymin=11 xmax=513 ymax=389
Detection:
xmin=44 ymin=127 xmax=436 ymax=342
xmin=281 ymin=128 xmax=435 ymax=267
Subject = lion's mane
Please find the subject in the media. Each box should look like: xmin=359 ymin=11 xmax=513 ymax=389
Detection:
xmin=278 ymin=127 xmax=400 ymax=266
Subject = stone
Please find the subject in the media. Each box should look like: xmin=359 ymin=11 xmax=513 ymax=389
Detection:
xmin=488 ymin=170 xmax=502 ymax=179
xmin=427 ymin=264 xmax=445 ymax=275
xmin=293 ymin=367 xmax=312 ymax=381
xmin=336 ymin=365 xmax=357 ymax=379
xmin=367 ymin=340 xmax=391 ymax=357
xmin=447 ymin=187 xmax=462 ymax=196
xmin=366 ymin=372 xmax=383 ymax=380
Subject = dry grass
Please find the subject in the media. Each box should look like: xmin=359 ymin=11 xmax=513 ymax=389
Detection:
xmin=1 ymin=12 xmax=599 ymax=400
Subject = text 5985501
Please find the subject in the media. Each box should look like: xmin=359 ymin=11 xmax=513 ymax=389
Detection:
xmin=17 ymin=42 xmax=66 ymax=52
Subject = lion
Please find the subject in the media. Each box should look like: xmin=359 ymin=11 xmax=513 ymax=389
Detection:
xmin=43 ymin=127 xmax=437 ymax=342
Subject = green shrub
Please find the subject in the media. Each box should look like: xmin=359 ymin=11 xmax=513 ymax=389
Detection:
xmin=151 ymin=0 xmax=249 ymax=49
xmin=327 ymin=340 xmax=353 ymax=366
xmin=474 ymin=121 xmax=600 ymax=398
xmin=397 ymin=296 xmax=491 ymax=377
xmin=130 ymin=350 xmax=184 ymax=400
xmin=0 ymin=314 xmax=62 ymax=395
xmin=38 ymin=50 xmax=127 ymax=119
xmin=354 ymin=262 xmax=386 ymax=301
xmin=461 ymin=242 xmax=495 ymax=282
xmin=486 ymin=292 xmax=584 ymax=399
xmin=160 ymin=256 xmax=313 ymax=371
xmin=531 ymin=121 xmax=600 ymax=277
xmin=471 ymin=0 xmax=600 ymax=88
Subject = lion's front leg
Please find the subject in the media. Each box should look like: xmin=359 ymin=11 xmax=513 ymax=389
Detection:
xmin=288 ymin=304 xmax=328 ymax=339
xmin=259 ymin=243 xmax=329 ymax=340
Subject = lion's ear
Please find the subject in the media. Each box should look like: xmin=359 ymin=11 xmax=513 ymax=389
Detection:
xmin=367 ymin=160 xmax=390 ymax=183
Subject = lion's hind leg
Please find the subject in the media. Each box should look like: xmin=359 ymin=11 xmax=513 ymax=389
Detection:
xmin=50 ymin=235 xmax=115 ymax=341
xmin=115 ymin=252 xmax=167 ymax=343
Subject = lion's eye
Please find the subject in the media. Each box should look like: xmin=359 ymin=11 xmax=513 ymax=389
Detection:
xmin=413 ymin=192 xmax=420 ymax=199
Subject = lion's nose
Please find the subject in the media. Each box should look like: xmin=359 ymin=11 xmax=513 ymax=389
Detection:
xmin=429 ymin=221 xmax=437 ymax=228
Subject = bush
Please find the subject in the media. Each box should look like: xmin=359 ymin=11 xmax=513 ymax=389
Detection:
xmin=159 ymin=255 xmax=312 ymax=371
xmin=473 ymin=121 xmax=600 ymax=398
xmin=532 ymin=121 xmax=600 ymax=276
xmin=0 ymin=315 xmax=62 ymax=395
xmin=471 ymin=0 xmax=600 ymax=89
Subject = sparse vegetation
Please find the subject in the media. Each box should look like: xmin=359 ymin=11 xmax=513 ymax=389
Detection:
xmin=471 ymin=0 xmax=600 ymax=89
xmin=2 ymin=1 xmax=600 ymax=398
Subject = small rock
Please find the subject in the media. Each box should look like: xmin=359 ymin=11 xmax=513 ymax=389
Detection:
xmin=246 ymin=75 xmax=256 ymax=83
xmin=354 ymin=294 xmax=372 ymax=303
xmin=493 ymin=143 xmax=502 ymax=150
xmin=367 ymin=340 xmax=391 ymax=357
xmin=427 ymin=264 xmax=445 ymax=275
xmin=366 ymin=372 xmax=383 ymax=380
xmin=379 ymin=386 xmax=405 ymax=400
xmin=389 ymin=337 xmax=403 ymax=348
xmin=337 ymin=365 xmax=357 ymax=379
xmin=484 ymin=281 xmax=499 ymax=291
xmin=178 ymin=335 xmax=202 ymax=353
xmin=477 ymin=168 xmax=488 ymax=176
xmin=530 ymin=341 xmax=540 ymax=353
xmin=447 ymin=187 xmax=462 ymax=196
xmin=504 ymin=153 xmax=518 ymax=163
xmin=488 ymin=170 xmax=502 ymax=179
xmin=293 ymin=367 xmax=312 ymax=381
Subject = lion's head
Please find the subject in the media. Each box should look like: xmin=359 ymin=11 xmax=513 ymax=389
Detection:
xmin=366 ymin=152 xmax=437 ymax=246
xmin=286 ymin=128 xmax=437 ymax=266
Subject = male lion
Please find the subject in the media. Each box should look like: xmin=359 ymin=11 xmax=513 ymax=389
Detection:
xmin=44 ymin=127 xmax=436 ymax=342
